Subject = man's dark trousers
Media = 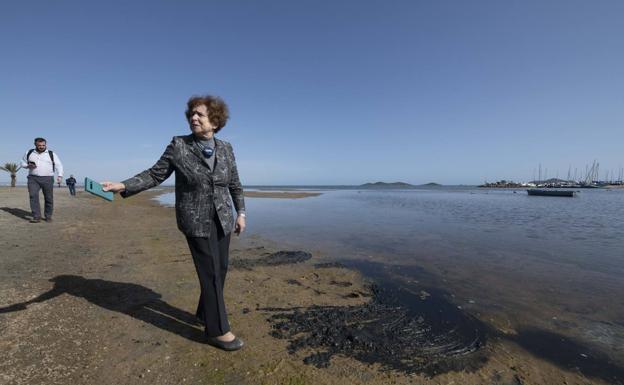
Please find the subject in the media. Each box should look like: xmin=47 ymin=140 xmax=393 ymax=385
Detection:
xmin=185 ymin=211 xmax=231 ymax=338
xmin=27 ymin=175 xmax=54 ymax=220
xmin=68 ymin=184 xmax=76 ymax=196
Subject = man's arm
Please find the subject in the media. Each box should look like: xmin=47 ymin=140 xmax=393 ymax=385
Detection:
xmin=54 ymin=153 xmax=64 ymax=179
xmin=53 ymin=153 xmax=64 ymax=183
xmin=20 ymin=152 xmax=30 ymax=169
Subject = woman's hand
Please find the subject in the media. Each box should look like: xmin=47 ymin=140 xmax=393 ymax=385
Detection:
xmin=101 ymin=182 xmax=126 ymax=193
xmin=234 ymin=215 xmax=246 ymax=236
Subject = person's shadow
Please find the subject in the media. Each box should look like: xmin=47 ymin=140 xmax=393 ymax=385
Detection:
xmin=1 ymin=207 xmax=32 ymax=221
xmin=0 ymin=275 xmax=205 ymax=342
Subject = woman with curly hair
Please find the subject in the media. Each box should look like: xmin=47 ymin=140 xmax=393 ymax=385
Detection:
xmin=102 ymin=94 xmax=246 ymax=351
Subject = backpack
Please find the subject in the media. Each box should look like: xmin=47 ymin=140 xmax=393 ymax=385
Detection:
xmin=27 ymin=149 xmax=55 ymax=172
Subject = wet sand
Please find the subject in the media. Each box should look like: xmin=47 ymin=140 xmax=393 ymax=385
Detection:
xmin=0 ymin=186 xmax=622 ymax=385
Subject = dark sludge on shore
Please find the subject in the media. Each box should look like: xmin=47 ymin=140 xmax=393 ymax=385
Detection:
xmin=231 ymin=250 xmax=312 ymax=269
xmin=261 ymin=259 xmax=489 ymax=376
xmin=313 ymin=262 xmax=347 ymax=269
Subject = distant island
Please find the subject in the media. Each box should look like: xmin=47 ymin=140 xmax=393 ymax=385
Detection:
xmin=359 ymin=181 xmax=442 ymax=188
xmin=360 ymin=181 xmax=413 ymax=188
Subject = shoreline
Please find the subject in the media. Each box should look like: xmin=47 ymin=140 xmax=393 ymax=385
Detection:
xmin=151 ymin=189 xmax=322 ymax=207
xmin=1 ymin=187 xmax=621 ymax=385
xmin=245 ymin=191 xmax=322 ymax=199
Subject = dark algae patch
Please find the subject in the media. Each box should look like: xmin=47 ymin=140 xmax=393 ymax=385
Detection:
xmin=264 ymin=260 xmax=488 ymax=376
xmin=510 ymin=328 xmax=624 ymax=384
xmin=313 ymin=262 xmax=346 ymax=269
xmin=231 ymin=250 xmax=312 ymax=269
xmin=236 ymin=250 xmax=624 ymax=382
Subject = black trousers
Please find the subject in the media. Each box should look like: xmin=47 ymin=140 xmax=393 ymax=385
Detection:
xmin=186 ymin=216 xmax=231 ymax=337
xmin=27 ymin=175 xmax=54 ymax=219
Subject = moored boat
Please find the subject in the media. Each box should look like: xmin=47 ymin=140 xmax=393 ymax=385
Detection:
xmin=527 ymin=189 xmax=575 ymax=197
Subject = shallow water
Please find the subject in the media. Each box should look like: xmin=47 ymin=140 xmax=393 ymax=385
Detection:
xmin=157 ymin=187 xmax=624 ymax=271
xmin=157 ymin=185 xmax=624 ymax=270
xmin=157 ymin=186 xmax=624 ymax=378
xmin=157 ymin=185 xmax=624 ymax=280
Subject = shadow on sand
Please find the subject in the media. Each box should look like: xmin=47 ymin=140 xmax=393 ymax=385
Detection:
xmin=1 ymin=207 xmax=32 ymax=221
xmin=0 ymin=275 xmax=204 ymax=343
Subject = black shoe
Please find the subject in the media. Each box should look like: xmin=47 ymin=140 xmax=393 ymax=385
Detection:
xmin=30 ymin=218 xmax=41 ymax=223
xmin=44 ymin=217 xmax=53 ymax=223
xmin=206 ymin=336 xmax=244 ymax=351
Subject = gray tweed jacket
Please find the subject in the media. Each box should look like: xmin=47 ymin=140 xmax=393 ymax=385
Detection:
xmin=121 ymin=134 xmax=245 ymax=237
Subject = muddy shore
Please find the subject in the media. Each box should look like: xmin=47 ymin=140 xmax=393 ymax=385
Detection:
xmin=1 ymin=187 xmax=621 ymax=385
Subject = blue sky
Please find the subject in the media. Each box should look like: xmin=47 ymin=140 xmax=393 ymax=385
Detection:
xmin=1 ymin=0 xmax=623 ymax=185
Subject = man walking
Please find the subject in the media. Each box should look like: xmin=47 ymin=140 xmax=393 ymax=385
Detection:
xmin=21 ymin=138 xmax=64 ymax=223
xmin=65 ymin=175 xmax=77 ymax=196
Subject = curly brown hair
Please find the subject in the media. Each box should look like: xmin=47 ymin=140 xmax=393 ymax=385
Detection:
xmin=185 ymin=95 xmax=229 ymax=133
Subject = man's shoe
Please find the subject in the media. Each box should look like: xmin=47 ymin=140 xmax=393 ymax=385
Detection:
xmin=206 ymin=336 xmax=244 ymax=351
xmin=44 ymin=217 xmax=53 ymax=222
xmin=30 ymin=218 xmax=41 ymax=223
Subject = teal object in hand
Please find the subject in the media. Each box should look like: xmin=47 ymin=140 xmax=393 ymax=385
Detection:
xmin=84 ymin=177 xmax=114 ymax=201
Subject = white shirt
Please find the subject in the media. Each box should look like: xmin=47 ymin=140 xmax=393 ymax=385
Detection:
xmin=21 ymin=149 xmax=64 ymax=177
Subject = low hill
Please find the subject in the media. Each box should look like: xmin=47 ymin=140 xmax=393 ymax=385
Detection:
xmin=360 ymin=181 xmax=414 ymax=188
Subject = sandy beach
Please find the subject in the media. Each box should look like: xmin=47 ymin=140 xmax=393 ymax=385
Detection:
xmin=0 ymin=187 xmax=621 ymax=385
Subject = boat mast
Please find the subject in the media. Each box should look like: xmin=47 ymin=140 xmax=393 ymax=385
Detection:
xmin=567 ymin=165 xmax=571 ymax=182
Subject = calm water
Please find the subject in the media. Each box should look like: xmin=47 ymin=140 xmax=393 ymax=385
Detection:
xmin=157 ymin=187 xmax=624 ymax=274
xmin=157 ymin=186 xmax=624 ymax=368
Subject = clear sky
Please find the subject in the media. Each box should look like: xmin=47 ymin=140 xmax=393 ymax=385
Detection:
xmin=1 ymin=0 xmax=623 ymax=185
